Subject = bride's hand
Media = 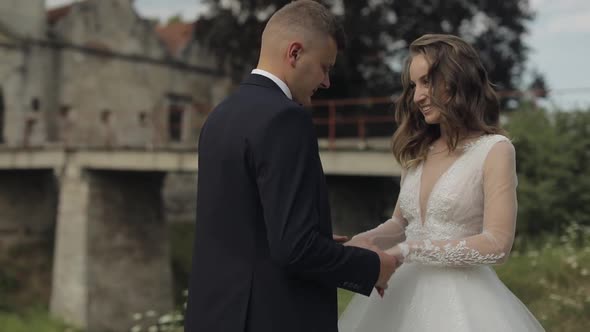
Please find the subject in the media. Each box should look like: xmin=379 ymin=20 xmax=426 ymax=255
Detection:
xmin=344 ymin=235 xmax=376 ymax=251
xmin=386 ymin=245 xmax=404 ymax=264
xmin=332 ymin=234 xmax=349 ymax=243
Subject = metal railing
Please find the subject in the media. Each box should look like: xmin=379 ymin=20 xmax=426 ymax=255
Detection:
xmin=311 ymin=96 xmax=397 ymax=150
xmin=310 ymin=88 xmax=552 ymax=150
xmin=8 ymin=88 xmax=555 ymax=150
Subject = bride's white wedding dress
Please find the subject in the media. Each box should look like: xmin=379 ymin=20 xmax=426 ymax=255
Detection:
xmin=338 ymin=135 xmax=545 ymax=331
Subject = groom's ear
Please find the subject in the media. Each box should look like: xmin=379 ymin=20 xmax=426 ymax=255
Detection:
xmin=287 ymin=42 xmax=303 ymax=66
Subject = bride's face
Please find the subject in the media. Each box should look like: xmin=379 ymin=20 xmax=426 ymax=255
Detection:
xmin=409 ymin=53 xmax=444 ymax=125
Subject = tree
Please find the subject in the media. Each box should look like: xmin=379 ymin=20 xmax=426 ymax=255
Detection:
xmin=528 ymin=69 xmax=549 ymax=98
xmin=506 ymin=107 xmax=590 ymax=235
xmin=195 ymin=0 xmax=534 ymax=99
xmin=167 ymin=14 xmax=184 ymax=24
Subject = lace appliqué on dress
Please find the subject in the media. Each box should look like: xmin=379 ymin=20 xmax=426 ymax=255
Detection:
xmin=399 ymin=240 xmax=506 ymax=266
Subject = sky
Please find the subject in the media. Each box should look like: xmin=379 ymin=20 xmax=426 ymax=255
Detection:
xmin=45 ymin=0 xmax=590 ymax=110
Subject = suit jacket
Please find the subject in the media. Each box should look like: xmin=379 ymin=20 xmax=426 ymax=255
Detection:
xmin=184 ymin=74 xmax=380 ymax=332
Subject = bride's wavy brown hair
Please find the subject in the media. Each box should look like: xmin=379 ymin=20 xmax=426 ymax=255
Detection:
xmin=391 ymin=34 xmax=505 ymax=169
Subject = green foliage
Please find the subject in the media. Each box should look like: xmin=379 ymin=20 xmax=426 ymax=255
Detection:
xmin=167 ymin=14 xmax=184 ymax=24
xmin=0 ymin=270 xmax=19 ymax=311
xmin=168 ymin=223 xmax=195 ymax=304
xmin=0 ymin=240 xmax=53 ymax=312
xmin=506 ymin=109 xmax=590 ymax=234
xmin=497 ymin=224 xmax=590 ymax=331
xmin=0 ymin=309 xmax=79 ymax=332
xmin=496 ymin=225 xmax=590 ymax=332
xmin=129 ymin=307 xmax=185 ymax=332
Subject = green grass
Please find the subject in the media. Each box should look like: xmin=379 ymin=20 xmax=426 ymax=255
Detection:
xmin=495 ymin=238 xmax=590 ymax=332
xmin=338 ymin=289 xmax=355 ymax=315
xmin=168 ymin=223 xmax=196 ymax=304
xmin=0 ymin=308 xmax=79 ymax=332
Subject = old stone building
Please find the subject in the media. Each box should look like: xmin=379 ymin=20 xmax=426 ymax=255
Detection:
xmin=0 ymin=2 xmax=230 ymax=331
xmin=0 ymin=0 xmax=228 ymax=148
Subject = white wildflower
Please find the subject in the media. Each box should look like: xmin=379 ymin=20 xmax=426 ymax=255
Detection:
xmin=561 ymin=297 xmax=581 ymax=309
xmin=159 ymin=314 xmax=173 ymax=325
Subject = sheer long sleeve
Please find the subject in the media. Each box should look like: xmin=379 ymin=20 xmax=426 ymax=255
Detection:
xmin=397 ymin=141 xmax=518 ymax=266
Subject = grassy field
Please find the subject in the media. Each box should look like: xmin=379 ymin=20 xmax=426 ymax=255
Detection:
xmin=0 ymin=308 xmax=79 ymax=332
xmin=2 ymin=223 xmax=588 ymax=331
xmin=495 ymin=234 xmax=590 ymax=332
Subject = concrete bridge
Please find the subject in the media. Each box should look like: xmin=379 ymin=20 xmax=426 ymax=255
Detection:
xmin=0 ymin=140 xmax=400 ymax=332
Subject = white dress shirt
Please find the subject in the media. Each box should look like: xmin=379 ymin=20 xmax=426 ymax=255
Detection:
xmin=251 ymin=69 xmax=293 ymax=100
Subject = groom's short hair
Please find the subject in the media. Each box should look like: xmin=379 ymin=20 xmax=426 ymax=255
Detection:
xmin=263 ymin=0 xmax=347 ymax=50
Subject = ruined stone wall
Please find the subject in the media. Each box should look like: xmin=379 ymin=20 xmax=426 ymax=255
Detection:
xmin=0 ymin=170 xmax=57 ymax=249
xmin=49 ymin=0 xmax=221 ymax=147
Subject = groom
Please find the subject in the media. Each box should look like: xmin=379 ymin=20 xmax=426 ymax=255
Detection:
xmin=184 ymin=1 xmax=398 ymax=332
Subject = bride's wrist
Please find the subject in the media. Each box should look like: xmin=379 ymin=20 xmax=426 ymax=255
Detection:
xmin=385 ymin=245 xmax=402 ymax=258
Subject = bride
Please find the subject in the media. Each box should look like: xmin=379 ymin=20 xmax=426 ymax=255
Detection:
xmin=338 ymin=34 xmax=545 ymax=331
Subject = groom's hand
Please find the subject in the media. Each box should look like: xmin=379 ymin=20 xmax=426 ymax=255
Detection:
xmin=345 ymin=236 xmax=398 ymax=295
xmin=375 ymin=251 xmax=398 ymax=292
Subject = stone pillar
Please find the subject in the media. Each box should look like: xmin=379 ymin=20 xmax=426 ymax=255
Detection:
xmin=51 ymin=167 xmax=174 ymax=332
xmin=327 ymin=175 xmax=401 ymax=236
xmin=50 ymin=165 xmax=91 ymax=328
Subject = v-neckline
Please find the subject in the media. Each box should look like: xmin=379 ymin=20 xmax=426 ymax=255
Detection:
xmin=416 ymin=136 xmax=483 ymax=226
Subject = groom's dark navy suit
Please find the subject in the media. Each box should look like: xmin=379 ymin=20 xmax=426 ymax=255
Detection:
xmin=184 ymin=74 xmax=380 ymax=332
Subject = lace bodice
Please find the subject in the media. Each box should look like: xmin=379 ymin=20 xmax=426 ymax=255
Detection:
xmin=356 ymin=134 xmax=518 ymax=266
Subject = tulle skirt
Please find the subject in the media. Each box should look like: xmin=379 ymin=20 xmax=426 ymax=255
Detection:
xmin=338 ymin=263 xmax=545 ymax=332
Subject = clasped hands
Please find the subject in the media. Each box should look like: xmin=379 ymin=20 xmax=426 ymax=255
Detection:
xmin=333 ymin=234 xmax=402 ymax=297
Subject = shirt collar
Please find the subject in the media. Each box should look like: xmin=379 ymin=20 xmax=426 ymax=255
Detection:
xmin=251 ymin=69 xmax=293 ymax=100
